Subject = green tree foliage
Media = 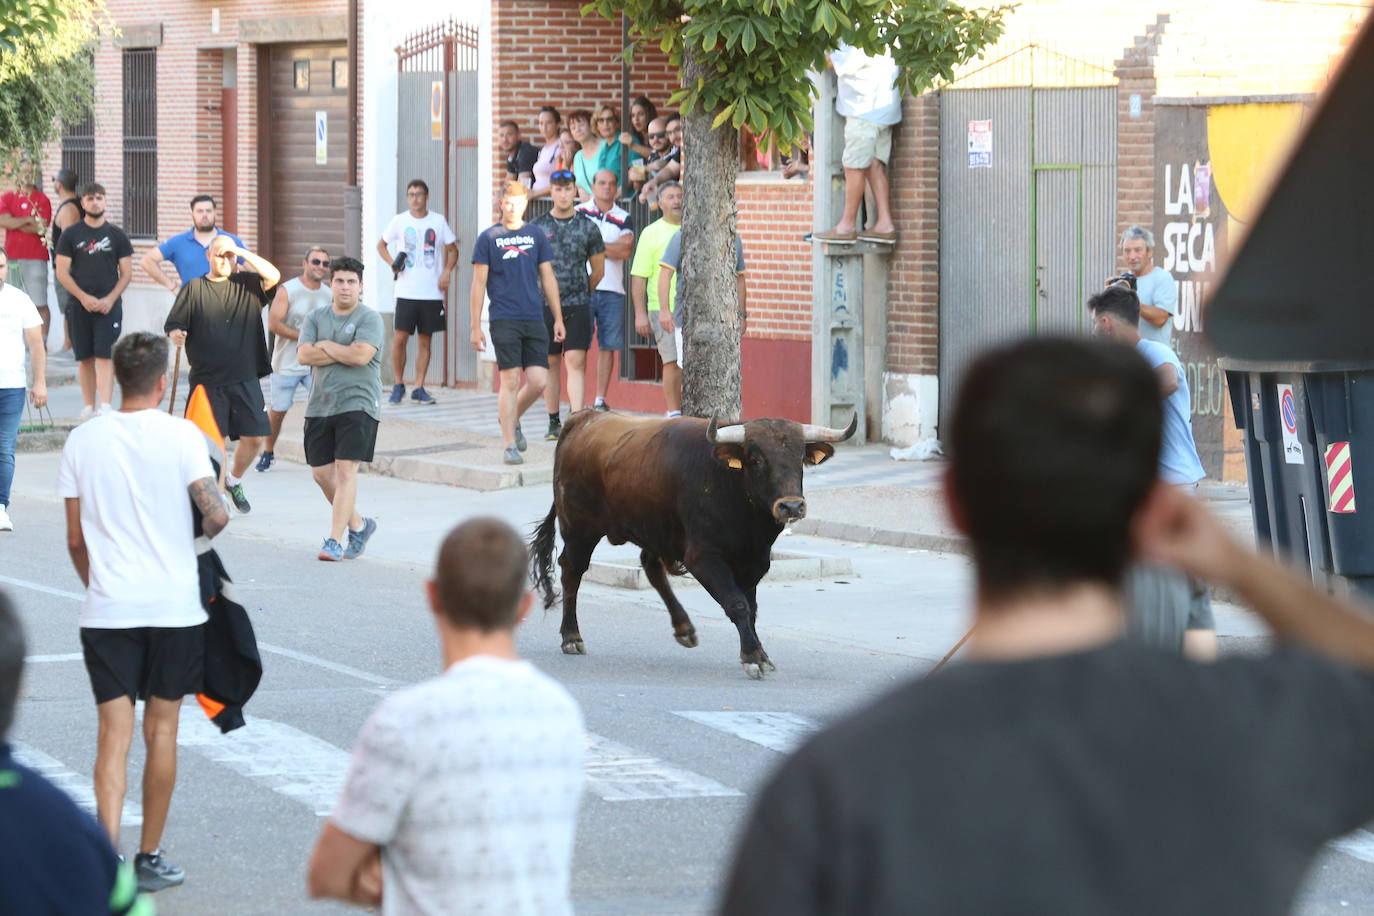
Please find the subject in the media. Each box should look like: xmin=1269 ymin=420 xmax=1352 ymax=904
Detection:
xmin=0 ymin=0 xmax=103 ymax=181
xmin=583 ymin=0 xmax=1010 ymax=151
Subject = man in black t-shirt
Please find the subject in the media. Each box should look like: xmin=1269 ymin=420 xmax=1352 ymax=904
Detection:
xmin=500 ymin=121 xmax=539 ymax=187
xmin=722 ymin=337 xmax=1374 ymax=916
xmin=54 ymin=183 xmax=133 ymax=417
xmin=164 ymin=235 xmax=281 ymax=514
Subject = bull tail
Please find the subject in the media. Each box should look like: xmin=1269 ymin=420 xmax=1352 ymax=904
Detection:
xmin=529 ymin=503 xmax=560 ymax=610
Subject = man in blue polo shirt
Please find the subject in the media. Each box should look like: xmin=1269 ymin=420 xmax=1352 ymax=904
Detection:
xmin=140 ymin=195 xmax=244 ymax=292
xmin=0 ymin=590 xmax=150 ymax=912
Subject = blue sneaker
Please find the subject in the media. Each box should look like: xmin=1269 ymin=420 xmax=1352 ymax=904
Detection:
xmin=411 ymin=387 xmax=436 ymax=405
xmin=318 ymin=538 xmax=344 ymax=561
xmin=514 ymin=423 xmax=527 ymax=452
xmin=344 ymin=517 xmax=377 ymax=559
xmin=388 ymin=384 xmax=405 ymax=405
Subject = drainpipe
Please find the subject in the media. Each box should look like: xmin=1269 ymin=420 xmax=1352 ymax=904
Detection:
xmin=343 ymin=0 xmax=362 ymax=257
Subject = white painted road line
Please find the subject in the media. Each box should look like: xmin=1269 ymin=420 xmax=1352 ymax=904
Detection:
xmin=583 ymin=733 xmax=743 ymax=802
xmin=24 ymin=652 xmax=84 ymax=663
xmin=258 ymin=642 xmax=402 ymax=687
xmin=10 ymin=740 xmax=143 ymax=826
xmin=673 ymin=711 xmax=819 ymax=754
xmin=176 ymin=709 xmax=352 ymax=816
xmin=1330 ymin=829 xmax=1374 ymax=864
xmin=0 ymin=574 xmax=83 ymax=601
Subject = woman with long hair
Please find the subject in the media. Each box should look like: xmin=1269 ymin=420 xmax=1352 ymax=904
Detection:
xmin=529 ymin=106 xmax=562 ymax=200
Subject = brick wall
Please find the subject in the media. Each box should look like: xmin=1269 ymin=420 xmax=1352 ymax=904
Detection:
xmin=735 ymin=180 xmax=812 ymax=341
xmin=39 ymin=0 xmax=358 ymax=294
xmin=1114 ymin=14 xmax=1165 ymax=245
xmin=884 ymin=93 xmax=940 ymax=376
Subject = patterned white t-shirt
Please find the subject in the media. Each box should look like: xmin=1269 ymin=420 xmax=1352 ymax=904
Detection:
xmin=331 ymin=655 xmax=585 ymax=916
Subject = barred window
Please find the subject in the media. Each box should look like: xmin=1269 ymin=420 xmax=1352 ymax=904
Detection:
xmin=122 ymin=48 xmax=157 ymax=237
xmin=60 ymin=109 xmax=95 ymax=189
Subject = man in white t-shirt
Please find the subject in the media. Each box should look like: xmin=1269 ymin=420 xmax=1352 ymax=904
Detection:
xmin=0 ymin=250 xmax=47 ymax=531
xmin=1120 ymin=224 xmax=1178 ymax=346
xmin=310 ymin=517 xmax=585 ymax=914
xmin=577 ymin=169 xmax=634 ymax=411
xmin=257 ymin=245 xmax=333 ymax=472
xmin=59 ymin=331 xmax=230 ymax=894
xmin=376 ymin=179 xmax=457 ymax=406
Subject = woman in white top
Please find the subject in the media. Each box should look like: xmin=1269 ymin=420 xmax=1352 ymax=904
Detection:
xmin=529 ymin=106 xmax=562 ymax=200
xmin=569 ymin=110 xmax=599 ymax=202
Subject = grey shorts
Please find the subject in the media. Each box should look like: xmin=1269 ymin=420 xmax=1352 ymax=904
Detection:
xmin=1123 ymin=564 xmax=1215 ymax=653
xmin=650 ymin=313 xmax=679 ymax=365
xmin=12 ymin=258 xmax=48 ymax=307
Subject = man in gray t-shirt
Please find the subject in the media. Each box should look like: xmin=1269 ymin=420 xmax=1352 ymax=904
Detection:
xmin=657 ymin=229 xmax=748 ymax=366
xmin=296 ymin=256 xmax=384 ymax=562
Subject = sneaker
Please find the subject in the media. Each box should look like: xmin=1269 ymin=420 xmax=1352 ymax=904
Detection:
xmin=858 ymin=228 xmax=897 ymax=243
xmin=545 ymin=417 xmax=562 ymax=441
xmin=388 ymin=383 xmax=406 ymax=405
xmin=344 ymin=517 xmax=377 ymax=559
xmin=503 ymin=445 xmax=524 ymax=465
xmin=593 ymin=401 xmax=610 ymax=412
xmin=0 ymin=506 xmax=11 ymax=532
xmin=98 ymin=403 xmax=113 ymax=415
xmin=227 ymin=482 xmax=251 ymax=514
xmin=134 ymin=849 xmax=185 ymax=893
xmin=411 ymin=387 xmax=436 ymax=405
xmin=78 ymin=405 xmax=95 ymax=422
xmin=255 ymin=451 xmax=275 ymax=472
xmin=514 ymin=423 xmax=527 ymax=452
xmin=811 ymin=228 xmax=858 ymax=244
xmin=318 ymin=538 xmax=345 ymax=561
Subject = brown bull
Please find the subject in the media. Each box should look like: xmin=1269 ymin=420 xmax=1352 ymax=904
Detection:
xmin=530 ymin=411 xmax=856 ymax=678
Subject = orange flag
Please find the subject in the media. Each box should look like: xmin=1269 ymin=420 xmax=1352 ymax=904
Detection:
xmin=185 ymin=384 xmax=228 ymax=486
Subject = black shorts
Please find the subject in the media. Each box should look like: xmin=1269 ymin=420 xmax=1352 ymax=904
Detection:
xmin=67 ymin=299 xmax=123 ymax=361
xmin=395 ymin=298 xmax=446 ymax=335
xmin=200 ymin=378 xmax=271 ymax=440
xmin=81 ymin=625 xmax=206 ymax=704
xmin=304 ymin=410 xmax=379 ymax=466
xmin=546 ymin=304 xmax=591 ymax=355
xmin=489 ymin=319 xmax=549 ymax=371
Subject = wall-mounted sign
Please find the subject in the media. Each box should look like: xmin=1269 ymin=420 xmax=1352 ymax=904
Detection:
xmin=315 ymin=111 xmax=327 ymax=165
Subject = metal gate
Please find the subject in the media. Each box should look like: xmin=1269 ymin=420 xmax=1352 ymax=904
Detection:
xmin=938 ymin=85 xmax=1116 ymax=426
xmin=397 ymin=21 xmax=479 ymax=386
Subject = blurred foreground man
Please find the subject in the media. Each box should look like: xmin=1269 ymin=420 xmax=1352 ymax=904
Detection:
xmin=310 ymin=518 xmax=584 ymax=913
xmin=723 ymin=337 xmax=1374 ymax=916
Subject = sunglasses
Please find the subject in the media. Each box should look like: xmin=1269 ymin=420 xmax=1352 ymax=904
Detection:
xmin=308 ymin=258 xmax=329 ymax=266
xmin=596 ymin=116 xmax=616 ymax=123
xmin=648 ymin=132 xmax=667 ymax=140
xmin=550 ymin=169 xmax=576 ymax=181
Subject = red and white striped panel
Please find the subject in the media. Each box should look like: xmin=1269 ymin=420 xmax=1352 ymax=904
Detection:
xmin=1325 ymin=441 xmax=1357 ymax=514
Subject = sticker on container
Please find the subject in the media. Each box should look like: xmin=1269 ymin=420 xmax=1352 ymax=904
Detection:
xmin=1277 ymin=383 xmax=1303 ymax=464
xmin=967 ymin=120 xmax=991 ymax=168
xmin=1325 ymin=441 xmax=1356 ymax=514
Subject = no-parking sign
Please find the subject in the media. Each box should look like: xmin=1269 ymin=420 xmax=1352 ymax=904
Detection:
xmin=1278 ymin=383 xmax=1303 ymax=464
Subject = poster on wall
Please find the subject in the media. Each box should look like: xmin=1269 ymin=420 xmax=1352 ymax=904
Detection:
xmin=967 ymin=120 xmax=992 ymax=168
xmin=1153 ymin=106 xmax=1227 ymax=477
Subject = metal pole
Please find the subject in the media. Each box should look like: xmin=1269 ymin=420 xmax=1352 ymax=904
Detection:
xmin=620 ymin=13 xmax=630 ymax=187
xmin=344 ymin=0 xmax=362 ymax=258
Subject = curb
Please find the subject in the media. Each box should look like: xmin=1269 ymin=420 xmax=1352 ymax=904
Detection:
xmin=273 ymin=437 xmax=554 ymax=491
xmin=16 ymin=426 xmax=75 ymax=453
xmin=791 ymin=518 xmax=967 ymax=556
xmin=583 ymin=550 xmax=856 ymax=591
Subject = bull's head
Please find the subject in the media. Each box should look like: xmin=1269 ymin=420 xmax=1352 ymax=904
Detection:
xmin=706 ymin=415 xmax=858 ymax=523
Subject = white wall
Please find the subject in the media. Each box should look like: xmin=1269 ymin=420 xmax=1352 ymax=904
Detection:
xmin=361 ymin=0 xmax=491 ymax=313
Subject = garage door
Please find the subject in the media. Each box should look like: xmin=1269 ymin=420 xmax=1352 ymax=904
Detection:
xmin=266 ymin=43 xmax=347 ymax=269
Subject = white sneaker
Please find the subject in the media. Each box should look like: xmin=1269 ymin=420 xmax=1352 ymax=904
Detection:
xmin=98 ymin=403 xmax=113 ymax=415
xmin=0 ymin=506 xmax=12 ymax=531
xmin=78 ymin=405 xmax=95 ymax=422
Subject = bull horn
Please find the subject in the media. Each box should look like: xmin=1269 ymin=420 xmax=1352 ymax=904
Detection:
xmin=799 ymin=413 xmax=858 ymax=443
xmin=706 ymin=416 xmax=746 ymax=444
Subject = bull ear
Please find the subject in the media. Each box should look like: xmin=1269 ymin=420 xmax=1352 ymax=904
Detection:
xmin=804 ymin=442 xmax=835 ymax=466
xmin=713 ymin=444 xmax=745 ymax=470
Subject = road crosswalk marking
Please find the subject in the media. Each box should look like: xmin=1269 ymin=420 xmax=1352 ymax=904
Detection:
xmin=9 ymin=740 xmax=144 ymax=826
xmin=583 ymin=733 xmax=742 ymax=802
xmin=673 ymin=711 xmax=819 ymax=754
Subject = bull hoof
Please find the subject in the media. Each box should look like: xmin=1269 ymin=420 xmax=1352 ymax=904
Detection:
xmin=561 ymin=638 xmax=586 ymax=655
xmin=675 ymin=629 xmax=699 ymax=649
xmin=743 ymin=662 xmax=766 ymax=680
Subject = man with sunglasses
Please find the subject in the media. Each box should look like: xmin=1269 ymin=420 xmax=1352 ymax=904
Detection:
xmin=164 ymin=236 xmax=281 ymax=513
xmin=257 ymin=246 xmax=332 ymax=472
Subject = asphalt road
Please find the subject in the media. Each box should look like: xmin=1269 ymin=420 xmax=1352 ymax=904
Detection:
xmin=4 ymin=451 xmax=1374 ymax=914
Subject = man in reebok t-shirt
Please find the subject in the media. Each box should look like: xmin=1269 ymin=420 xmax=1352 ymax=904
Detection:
xmin=469 ymin=181 xmax=564 ymax=465
xmin=377 ymin=179 xmax=457 ymax=406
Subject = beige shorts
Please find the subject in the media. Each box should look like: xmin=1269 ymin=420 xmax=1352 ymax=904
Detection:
xmin=650 ymin=313 xmax=679 ymax=365
xmin=842 ymin=116 xmax=892 ymax=170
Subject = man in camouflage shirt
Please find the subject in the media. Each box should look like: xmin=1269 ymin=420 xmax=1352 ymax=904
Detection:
xmin=533 ymin=170 xmax=605 ymax=439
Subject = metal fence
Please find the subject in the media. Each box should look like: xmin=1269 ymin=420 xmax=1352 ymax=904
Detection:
xmin=121 ymin=48 xmax=157 ymax=238
xmin=61 ymin=110 xmax=95 ymax=189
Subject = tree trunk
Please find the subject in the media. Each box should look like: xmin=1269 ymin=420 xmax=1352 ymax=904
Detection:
xmin=679 ymin=41 xmax=742 ymax=422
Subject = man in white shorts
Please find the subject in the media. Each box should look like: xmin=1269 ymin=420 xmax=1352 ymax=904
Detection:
xmin=59 ymin=331 xmax=230 ymax=893
xmin=309 ymin=517 xmax=585 ymax=913
xmin=258 ymin=246 xmax=332 ymax=471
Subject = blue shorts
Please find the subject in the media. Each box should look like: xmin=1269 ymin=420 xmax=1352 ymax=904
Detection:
xmin=590 ymin=290 xmax=625 ymax=351
xmin=269 ymin=372 xmax=312 ymax=412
